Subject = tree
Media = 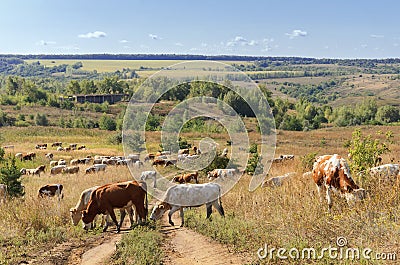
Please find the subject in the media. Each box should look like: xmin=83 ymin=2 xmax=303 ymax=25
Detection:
xmin=375 ymin=105 xmax=400 ymax=123
xmin=348 ymin=128 xmax=393 ymax=174
xmin=99 ymin=113 xmax=116 ymax=131
xmin=0 ymin=157 xmax=24 ymax=198
xmin=35 ymin=113 xmax=49 ymax=126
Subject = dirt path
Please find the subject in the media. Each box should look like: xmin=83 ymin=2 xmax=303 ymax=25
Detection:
xmin=160 ymin=212 xmax=251 ymax=265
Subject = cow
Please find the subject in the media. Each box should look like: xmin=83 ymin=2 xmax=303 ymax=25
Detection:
xmin=172 ymin=172 xmax=199 ymax=184
xmin=221 ymin=148 xmax=228 ymax=157
xmin=62 ymin=166 xmax=80 ymax=174
xmin=64 ymin=147 xmax=72 ymax=152
xmin=144 ymin=153 xmax=155 ymax=162
xmin=127 ymin=154 xmax=140 ymax=162
xmin=140 ymin=171 xmax=157 ymax=188
xmin=15 ymin=153 xmax=23 ymax=160
xmin=312 ymin=154 xmax=366 ymax=211
xmin=134 ymin=160 xmax=143 ymax=168
xmin=45 ymin=153 xmax=54 ymax=160
xmin=36 ymin=165 xmax=46 ymax=174
xmin=69 ymin=143 xmax=77 ymax=150
xmin=178 ymin=149 xmax=189 ymax=155
xmin=58 ymin=159 xmax=66 ymax=166
xmin=35 ymin=143 xmax=47 ymax=149
xmin=150 ymin=183 xmax=224 ymax=227
xmin=57 ymin=147 xmax=64 ymax=151
xmin=0 ymin=184 xmax=7 ymax=203
xmin=38 ymin=184 xmax=63 ymax=200
xmin=82 ymin=181 xmax=148 ymax=233
xmin=85 ymin=164 xmax=106 ymax=174
xmin=24 ymin=165 xmax=46 ymax=177
xmin=178 ymin=154 xmax=188 ymax=162
xmin=152 ymin=159 xmax=166 ymax=166
xmin=50 ymin=160 xmax=58 ymax=167
xmin=207 ymin=169 xmax=237 ymax=180
xmin=51 ymin=142 xmax=63 ymax=147
xmin=280 ymin=154 xmax=295 ymax=161
xmin=262 ymin=172 xmax=295 ymax=187
xmin=69 ymin=186 xmax=137 ymax=230
xmin=77 ymin=145 xmax=86 ymax=150
xmin=51 ymin=165 xmax=66 ymax=175
xmin=70 ymin=159 xmax=79 ymax=165
xmin=368 ymin=164 xmax=399 ymax=183
xmin=22 ymin=152 xmax=36 ymax=161
xmin=20 ymin=168 xmax=27 ymax=175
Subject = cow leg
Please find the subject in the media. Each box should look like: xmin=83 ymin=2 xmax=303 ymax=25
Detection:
xmin=118 ymin=209 xmax=126 ymax=229
xmin=168 ymin=206 xmax=180 ymax=226
xmin=212 ymin=200 xmax=225 ymax=217
xmin=206 ymin=203 xmax=212 ymax=219
xmin=127 ymin=207 xmax=136 ymax=228
xmin=326 ymin=186 xmax=332 ymax=211
xmin=179 ymin=207 xmax=184 ymax=227
xmin=106 ymin=209 xmax=120 ymax=233
xmin=316 ymin=184 xmax=324 ymax=203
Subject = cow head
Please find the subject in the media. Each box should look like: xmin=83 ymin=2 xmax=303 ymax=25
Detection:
xmin=69 ymin=208 xmax=81 ymax=226
xmin=345 ymin=188 xmax=366 ymax=206
xmin=82 ymin=200 xmax=98 ymax=225
xmin=150 ymin=201 xmax=170 ymax=221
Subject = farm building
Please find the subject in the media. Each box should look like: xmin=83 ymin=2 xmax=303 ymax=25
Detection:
xmin=60 ymin=94 xmax=129 ymax=104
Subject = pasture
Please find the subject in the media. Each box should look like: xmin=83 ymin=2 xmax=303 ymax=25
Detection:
xmin=0 ymin=125 xmax=399 ymax=264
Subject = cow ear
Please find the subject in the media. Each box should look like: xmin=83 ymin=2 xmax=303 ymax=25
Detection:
xmin=159 ymin=204 xmax=164 ymax=209
xmin=69 ymin=208 xmax=76 ymax=213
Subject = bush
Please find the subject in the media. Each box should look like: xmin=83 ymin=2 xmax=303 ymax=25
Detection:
xmin=249 ymin=143 xmax=258 ymax=154
xmin=35 ymin=113 xmax=49 ymax=126
xmin=99 ymin=113 xmax=116 ymax=131
xmin=15 ymin=120 xmax=30 ymax=127
xmin=0 ymin=157 xmax=25 ymax=198
xmin=245 ymin=153 xmax=263 ymax=175
xmin=348 ymin=128 xmax=393 ymax=174
xmin=300 ymin=152 xmax=317 ymax=171
xmin=108 ymin=132 xmax=122 ymax=145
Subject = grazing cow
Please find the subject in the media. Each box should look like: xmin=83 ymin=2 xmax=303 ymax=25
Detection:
xmin=50 ymin=160 xmax=58 ymax=167
xmin=85 ymin=164 xmax=106 ymax=174
xmin=30 ymin=165 xmax=46 ymax=177
xmin=172 ymin=172 xmax=199 ymax=184
xmin=82 ymin=181 xmax=148 ymax=233
xmin=22 ymin=152 xmax=36 ymax=161
xmin=280 ymin=154 xmax=295 ymax=161
xmin=262 ymin=172 xmax=295 ymax=187
xmin=58 ymin=159 xmax=66 ymax=166
xmin=64 ymin=147 xmax=72 ymax=152
xmin=207 ymin=169 xmax=237 ymax=180
xmin=127 ymin=154 xmax=140 ymax=162
xmin=70 ymin=185 xmax=137 ymax=230
xmin=178 ymin=149 xmax=189 ymax=155
xmin=15 ymin=153 xmax=23 ymax=160
xmin=134 ymin=160 xmax=143 ymax=168
xmin=77 ymin=145 xmax=86 ymax=150
xmin=35 ymin=143 xmax=47 ymax=150
xmin=152 ymin=159 xmax=166 ymax=166
xmin=69 ymin=144 xmax=77 ymax=150
xmin=144 ymin=153 xmax=155 ymax=162
xmin=51 ymin=142 xmax=63 ymax=147
xmin=150 ymin=183 xmax=224 ymax=227
xmin=38 ymin=184 xmax=63 ymax=200
xmin=70 ymin=159 xmax=79 ymax=165
xmin=20 ymin=168 xmax=27 ymax=175
xmin=51 ymin=165 xmax=66 ymax=175
xmin=177 ymin=154 xmax=188 ymax=162
xmin=57 ymin=147 xmax=64 ymax=151
xmin=140 ymin=171 xmax=157 ymax=188
xmin=45 ymin=153 xmax=54 ymax=160
xmin=369 ymin=164 xmax=399 ymax=183
xmin=62 ymin=166 xmax=80 ymax=174
xmin=0 ymin=184 xmax=7 ymax=203
xmin=312 ymin=154 xmax=366 ymax=211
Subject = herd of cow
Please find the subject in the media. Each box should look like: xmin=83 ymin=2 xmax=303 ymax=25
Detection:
xmin=1 ymin=140 xmax=399 ymax=233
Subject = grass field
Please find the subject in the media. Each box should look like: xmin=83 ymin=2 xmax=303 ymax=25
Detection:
xmin=0 ymin=125 xmax=399 ymax=264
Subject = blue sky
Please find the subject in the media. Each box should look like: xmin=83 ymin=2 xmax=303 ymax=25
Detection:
xmin=0 ymin=0 xmax=399 ymax=58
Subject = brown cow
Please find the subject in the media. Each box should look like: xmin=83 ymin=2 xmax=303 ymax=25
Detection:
xmin=82 ymin=181 xmax=148 ymax=233
xmin=152 ymin=159 xmax=166 ymax=166
xmin=172 ymin=172 xmax=199 ymax=184
xmin=312 ymin=154 xmax=366 ymax=211
xmin=51 ymin=142 xmax=62 ymax=147
xmin=38 ymin=184 xmax=63 ymax=200
xmin=62 ymin=166 xmax=80 ymax=174
xmin=144 ymin=153 xmax=155 ymax=162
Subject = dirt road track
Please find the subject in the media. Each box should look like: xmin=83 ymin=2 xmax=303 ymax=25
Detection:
xmin=160 ymin=212 xmax=252 ymax=265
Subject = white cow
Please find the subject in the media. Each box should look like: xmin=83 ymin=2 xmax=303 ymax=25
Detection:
xmin=140 ymin=171 xmax=157 ymax=188
xmin=262 ymin=172 xmax=296 ymax=187
xmin=50 ymin=165 xmax=66 ymax=175
xmin=150 ymin=183 xmax=225 ymax=227
xmin=207 ymin=168 xmax=237 ymax=180
xmin=369 ymin=164 xmax=399 ymax=182
xmin=85 ymin=164 xmax=106 ymax=174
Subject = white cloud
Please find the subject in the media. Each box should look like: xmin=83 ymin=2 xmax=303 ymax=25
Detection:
xmin=226 ymin=36 xmax=258 ymax=47
xmin=78 ymin=31 xmax=107 ymax=39
xmin=149 ymin=34 xmax=162 ymax=40
xmin=286 ymin=29 xmax=307 ymax=39
xmin=201 ymin=43 xmax=208 ymax=47
xmin=370 ymin=34 xmax=384 ymax=38
xmin=175 ymin=42 xmax=183 ymax=46
xmin=36 ymin=40 xmax=56 ymax=46
xmin=119 ymin=39 xmax=129 ymax=43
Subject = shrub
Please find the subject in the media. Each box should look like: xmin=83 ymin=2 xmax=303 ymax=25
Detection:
xmin=0 ymin=157 xmax=25 ymax=198
xmin=245 ymin=152 xmax=263 ymax=175
xmin=99 ymin=113 xmax=116 ymax=131
xmin=300 ymin=152 xmax=317 ymax=171
xmin=35 ymin=113 xmax=49 ymax=126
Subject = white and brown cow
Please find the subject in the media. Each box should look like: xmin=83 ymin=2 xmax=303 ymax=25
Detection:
xmin=38 ymin=184 xmax=64 ymax=200
xmin=62 ymin=166 xmax=80 ymax=174
xmin=312 ymin=154 xmax=366 ymax=211
xmin=207 ymin=168 xmax=237 ymax=180
xmin=150 ymin=183 xmax=224 ymax=227
xmin=51 ymin=165 xmax=66 ymax=175
xmin=369 ymin=164 xmax=399 ymax=183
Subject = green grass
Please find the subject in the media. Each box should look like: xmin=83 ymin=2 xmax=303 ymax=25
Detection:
xmin=110 ymin=225 xmax=164 ymax=265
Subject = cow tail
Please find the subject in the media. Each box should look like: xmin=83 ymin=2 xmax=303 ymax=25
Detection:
xmin=141 ymin=181 xmax=149 ymax=220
